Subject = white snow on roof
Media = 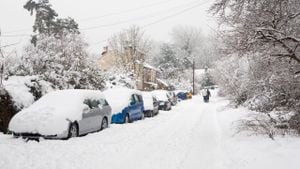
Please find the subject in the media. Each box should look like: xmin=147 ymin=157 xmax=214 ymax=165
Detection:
xmin=103 ymin=87 xmax=141 ymax=115
xmin=143 ymin=63 xmax=159 ymax=71
xmin=9 ymin=89 xmax=105 ymax=135
xmin=156 ymin=78 xmax=169 ymax=87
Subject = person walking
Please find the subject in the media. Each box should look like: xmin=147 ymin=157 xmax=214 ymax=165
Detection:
xmin=206 ymin=89 xmax=211 ymax=102
xmin=201 ymin=88 xmax=211 ymax=103
xmin=201 ymin=89 xmax=207 ymax=102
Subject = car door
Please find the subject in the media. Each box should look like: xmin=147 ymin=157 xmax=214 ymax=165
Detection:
xmin=153 ymin=97 xmax=159 ymax=113
xmin=128 ymin=94 xmax=137 ymax=120
xmin=136 ymin=94 xmax=144 ymax=118
xmin=79 ymin=99 xmax=101 ymax=134
xmin=98 ymin=98 xmax=112 ymax=125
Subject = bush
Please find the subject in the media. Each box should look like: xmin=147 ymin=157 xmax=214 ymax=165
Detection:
xmin=0 ymin=88 xmax=17 ymax=133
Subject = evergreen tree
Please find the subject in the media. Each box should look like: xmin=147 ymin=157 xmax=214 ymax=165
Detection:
xmin=24 ymin=0 xmax=79 ymax=45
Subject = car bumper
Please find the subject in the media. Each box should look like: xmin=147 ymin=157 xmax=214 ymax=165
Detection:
xmin=12 ymin=132 xmax=68 ymax=140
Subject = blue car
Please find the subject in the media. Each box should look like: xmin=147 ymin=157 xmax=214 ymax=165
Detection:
xmin=103 ymin=87 xmax=144 ymax=124
xmin=176 ymin=92 xmax=187 ymax=101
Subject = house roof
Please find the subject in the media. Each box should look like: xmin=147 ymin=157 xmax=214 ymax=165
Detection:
xmin=156 ymin=78 xmax=169 ymax=87
xmin=143 ymin=63 xmax=159 ymax=71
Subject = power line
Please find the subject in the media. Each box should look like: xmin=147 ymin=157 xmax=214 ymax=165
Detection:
xmin=141 ymin=0 xmax=210 ymax=28
xmin=81 ymin=0 xmax=201 ymax=31
xmin=80 ymin=0 xmax=177 ymax=22
xmin=88 ymin=0 xmax=210 ymax=47
xmin=2 ymin=0 xmax=177 ymax=34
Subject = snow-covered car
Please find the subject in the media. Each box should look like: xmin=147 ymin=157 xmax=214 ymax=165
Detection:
xmin=9 ymin=90 xmax=111 ymax=140
xmin=167 ymin=91 xmax=177 ymax=106
xmin=142 ymin=92 xmax=159 ymax=117
xmin=151 ymin=90 xmax=172 ymax=111
xmin=103 ymin=87 xmax=144 ymax=124
xmin=175 ymin=90 xmax=189 ymax=101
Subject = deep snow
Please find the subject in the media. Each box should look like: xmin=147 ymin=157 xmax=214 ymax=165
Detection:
xmin=0 ymin=91 xmax=299 ymax=169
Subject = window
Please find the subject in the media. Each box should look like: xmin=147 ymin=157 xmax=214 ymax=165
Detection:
xmin=130 ymin=95 xmax=136 ymax=105
xmin=84 ymin=99 xmax=100 ymax=109
xmin=99 ymin=99 xmax=109 ymax=106
xmin=137 ymin=95 xmax=143 ymax=102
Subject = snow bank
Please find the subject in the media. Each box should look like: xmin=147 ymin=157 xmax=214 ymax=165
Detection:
xmin=3 ymin=76 xmax=54 ymax=110
xmin=103 ymin=87 xmax=141 ymax=115
xmin=3 ymin=76 xmax=36 ymax=109
xmin=9 ymin=89 xmax=105 ymax=135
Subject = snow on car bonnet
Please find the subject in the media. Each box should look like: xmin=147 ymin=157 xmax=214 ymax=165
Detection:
xmin=9 ymin=89 xmax=105 ymax=135
xmin=103 ymin=87 xmax=141 ymax=115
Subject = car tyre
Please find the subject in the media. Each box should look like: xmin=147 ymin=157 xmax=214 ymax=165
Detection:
xmin=68 ymin=122 xmax=78 ymax=139
xmin=100 ymin=117 xmax=108 ymax=130
xmin=125 ymin=114 xmax=130 ymax=123
xmin=141 ymin=112 xmax=145 ymax=120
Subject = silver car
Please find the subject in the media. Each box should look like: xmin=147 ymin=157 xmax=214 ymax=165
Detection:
xmin=9 ymin=89 xmax=111 ymax=140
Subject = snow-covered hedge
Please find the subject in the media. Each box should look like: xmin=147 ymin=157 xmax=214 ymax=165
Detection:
xmin=213 ymin=54 xmax=300 ymax=136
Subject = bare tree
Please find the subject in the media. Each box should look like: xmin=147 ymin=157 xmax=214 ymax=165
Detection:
xmin=171 ymin=26 xmax=203 ymax=70
xmin=108 ymin=25 xmax=151 ymax=72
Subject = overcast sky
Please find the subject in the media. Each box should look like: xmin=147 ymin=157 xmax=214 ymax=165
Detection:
xmin=0 ymin=0 xmax=217 ymax=55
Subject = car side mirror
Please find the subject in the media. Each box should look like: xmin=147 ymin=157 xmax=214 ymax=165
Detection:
xmin=98 ymin=104 xmax=103 ymax=109
xmin=83 ymin=105 xmax=90 ymax=113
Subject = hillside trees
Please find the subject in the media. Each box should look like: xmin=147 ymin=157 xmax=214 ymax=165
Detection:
xmin=211 ymin=0 xmax=300 ymax=135
xmin=210 ymin=0 xmax=300 ymax=65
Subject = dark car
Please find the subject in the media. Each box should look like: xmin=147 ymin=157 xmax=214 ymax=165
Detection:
xmin=167 ymin=91 xmax=177 ymax=106
xmin=151 ymin=90 xmax=172 ymax=111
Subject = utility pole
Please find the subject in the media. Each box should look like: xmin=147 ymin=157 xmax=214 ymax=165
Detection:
xmin=192 ymin=58 xmax=195 ymax=95
xmin=0 ymin=28 xmax=3 ymax=87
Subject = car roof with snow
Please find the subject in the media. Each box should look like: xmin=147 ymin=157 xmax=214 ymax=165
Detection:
xmin=103 ymin=87 xmax=142 ymax=114
xmin=151 ymin=90 xmax=169 ymax=101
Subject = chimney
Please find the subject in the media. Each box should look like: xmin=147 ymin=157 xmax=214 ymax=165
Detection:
xmin=101 ymin=46 xmax=108 ymax=55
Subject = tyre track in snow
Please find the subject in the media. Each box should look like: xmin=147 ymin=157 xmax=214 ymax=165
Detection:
xmin=178 ymin=96 xmax=224 ymax=169
xmin=107 ymin=97 xmax=206 ymax=169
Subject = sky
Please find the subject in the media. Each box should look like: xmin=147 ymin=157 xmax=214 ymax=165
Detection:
xmin=0 ymin=0 xmax=217 ymax=55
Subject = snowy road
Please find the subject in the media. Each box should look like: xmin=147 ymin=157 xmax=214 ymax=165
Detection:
xmin=1 ymin=93 xmax=300 ymax=169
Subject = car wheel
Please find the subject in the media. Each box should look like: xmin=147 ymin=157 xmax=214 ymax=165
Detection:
xmin=68 ymin=123 xmax=78 ymax=138
xmin=141 ymin=112 xmax=145 ymax=120
xmin=125 ymin=114 xmax=130 ymax=123
xmin=100 ymin=117 xmax=108 ymax=130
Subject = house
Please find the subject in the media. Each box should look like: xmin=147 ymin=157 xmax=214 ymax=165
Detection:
xmin=143 ymin=63 xmax=159 ymax=91
xmin=98 ymin=46 xmax=117 ymax=71
xmin=98 ymin=46 xmax=169 ymax=91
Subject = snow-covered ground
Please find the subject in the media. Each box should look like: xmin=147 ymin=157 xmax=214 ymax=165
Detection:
xmin=0 ymin=91 xmax=299 ymax=169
